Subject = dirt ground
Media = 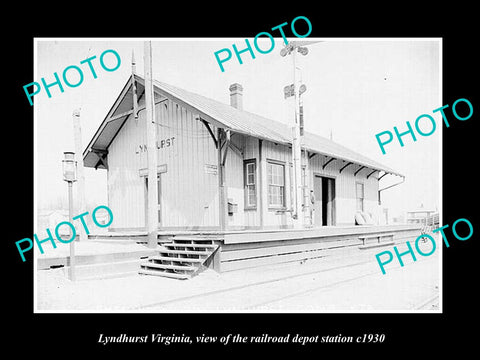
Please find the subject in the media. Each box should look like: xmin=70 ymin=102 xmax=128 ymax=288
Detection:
xmin=35 ymin=245 xmax=440 ymax=312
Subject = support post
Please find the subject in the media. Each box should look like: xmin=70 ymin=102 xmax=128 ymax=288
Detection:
xmin=304 ymin=150 xmax=311 ymax=227
xmin=292 ymin=49 xmax=303 ymax=228
xmin=218 ymin=129 xmax=227 ymax=230
xmin=322 ymin=157 xmax=336 ymax=170
xmin=366 ymin=169 xmax=377 ymax=179
xmin=144 ymin=41 xmax=158 ymax=248
xmin=131 ymin=50 xmax=139 ymax=120
xmin=72 ymin=109 xmax=86 ymax=242
xmin=258 ymin=139 xmax=264 ymax=228
xmin=354 ymin=165 xmax=366 ymax=177
xmin=339 ymin=161 xmax=353 ymax=173
xmin=68 ymin=181 xmax=76 ymax=281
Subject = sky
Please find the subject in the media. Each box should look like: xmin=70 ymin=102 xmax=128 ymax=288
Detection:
xmin=35 ymin=38 xmax=441 ymax=220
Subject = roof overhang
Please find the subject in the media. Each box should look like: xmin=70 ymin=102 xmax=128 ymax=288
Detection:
xmin=83 ymin=76 xmax=139 ymax=169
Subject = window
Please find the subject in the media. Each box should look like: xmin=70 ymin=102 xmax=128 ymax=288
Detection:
xmin=244 ymin=159 xmax=257 ymax=209
xmin=268 ymin=161 xmax=285 ymax=208
xmin=356 ymin=182 xmax=364 ymax=212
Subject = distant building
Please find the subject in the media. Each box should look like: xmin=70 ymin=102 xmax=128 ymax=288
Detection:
xmin=406 ymin=205 xmax=438 ymax=226
xmin=391 ymin=213 xmax=405 ymax=224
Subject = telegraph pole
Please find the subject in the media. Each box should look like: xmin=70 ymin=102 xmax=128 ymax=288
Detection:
xmin=281 ymin=41 xmax=315 ymax=228
xmin=292 ymin=48 xmax=303 ymax=228
xmin=144 ymin=41 xmax=158 ymax=248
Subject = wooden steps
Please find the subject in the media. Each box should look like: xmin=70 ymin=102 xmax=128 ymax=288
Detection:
xmin=149 ymin=255 xmax=205 ymax=263
xmin=139 ymin=236 xmax=218 ymax=279
xmin=165 ymin=243 xmax=217 ymax=249
xmin=138 ymin=268 xmax=191 ymax=280
xmin=158 ymin=249 xmax=212 ymax=256
xmin=143 ymin=262 xmax=197 ymax=271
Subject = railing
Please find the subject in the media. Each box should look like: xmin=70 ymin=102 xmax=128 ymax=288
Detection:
xmin=426 ymin=213 xmax=439 ymax=227
xmin=407 ymin=212 xmax=439 ymax=227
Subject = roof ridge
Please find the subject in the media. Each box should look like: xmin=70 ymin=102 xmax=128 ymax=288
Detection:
xmin=152 ymin=78 xmax=291 ymax=141
xmin=150 ymin=78 xmax=401 ymax=176
xmin=153 ymin=79 xmax=355 ymax=145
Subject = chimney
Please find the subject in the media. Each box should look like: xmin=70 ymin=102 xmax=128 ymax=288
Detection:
xmin=229 ymin=83 xmax=243 ymax=111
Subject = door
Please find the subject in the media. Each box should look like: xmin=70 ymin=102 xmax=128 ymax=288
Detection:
xmin=144 ymin=174 xmax=161 ymax=227
xmin=313 ymin=175 xmax=336 ymax=226
xmin=324 ymin=177 xmax=335 ymax=226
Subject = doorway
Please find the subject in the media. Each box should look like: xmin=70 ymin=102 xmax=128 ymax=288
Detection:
xmin=144 ymin=174 xmax=161 ymax=227
xmin=313 ymin=175 xmax=336 ymax=226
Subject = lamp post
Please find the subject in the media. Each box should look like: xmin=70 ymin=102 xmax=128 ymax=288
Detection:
xmin=72 ymin=108 xmax=86 ymax=242
xmin=62 ymin=151 xmax=77 ymax=281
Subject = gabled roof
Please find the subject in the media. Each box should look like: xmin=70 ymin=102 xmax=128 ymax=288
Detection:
xmin=84 ymin=74 xmax=402 ymax=177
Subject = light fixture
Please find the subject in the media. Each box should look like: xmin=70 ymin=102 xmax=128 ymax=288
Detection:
xmin=62 ymin=152 xmax=77 ymax=182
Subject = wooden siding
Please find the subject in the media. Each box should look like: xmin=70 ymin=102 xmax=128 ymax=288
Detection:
xmin=225 ymin=133 xmax=245 ymax=227
xmin=108 ymin=96 xmax=219 ymax=230
xmin=218 ymin=226 xmax=420 ymax=272
xmin=107 ymin=96 xmax=146 ymax=229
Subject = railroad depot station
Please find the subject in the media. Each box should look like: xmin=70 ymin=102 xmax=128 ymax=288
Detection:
xmin=73 ymin=71 xmax=420 ymax=279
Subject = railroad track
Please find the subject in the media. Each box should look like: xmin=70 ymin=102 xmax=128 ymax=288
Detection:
xmin=134 ymin=257 xmax=375 ymax=310
xmin=414 ymin=294 xmax=440 ymax=310
xmin=134 ymin=254 xmax=439 ymax=311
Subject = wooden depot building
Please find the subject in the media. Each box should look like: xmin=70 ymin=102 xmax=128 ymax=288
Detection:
xmin=82 ymin=74 xmax=419 ymax=278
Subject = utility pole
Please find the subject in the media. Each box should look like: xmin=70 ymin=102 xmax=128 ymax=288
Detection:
xmin=62 ymin=152 xmax=77 ymax=281
xmin=68 ymin=179 xmax=76 ymax=280
xmin=144 ymin=41 xmax=158 ymax=248
xmin=281 ymin=41 xmax=321 ymax=228
xmin=131 ymin=50 xmax=139 ymax=121
xmin=72 ymin=108 xmax=86 ymax=242
xmin=281 ymin=42 xmax=308 ymax=228
xmin=292 ymin=47 xmax=303 ymax=229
